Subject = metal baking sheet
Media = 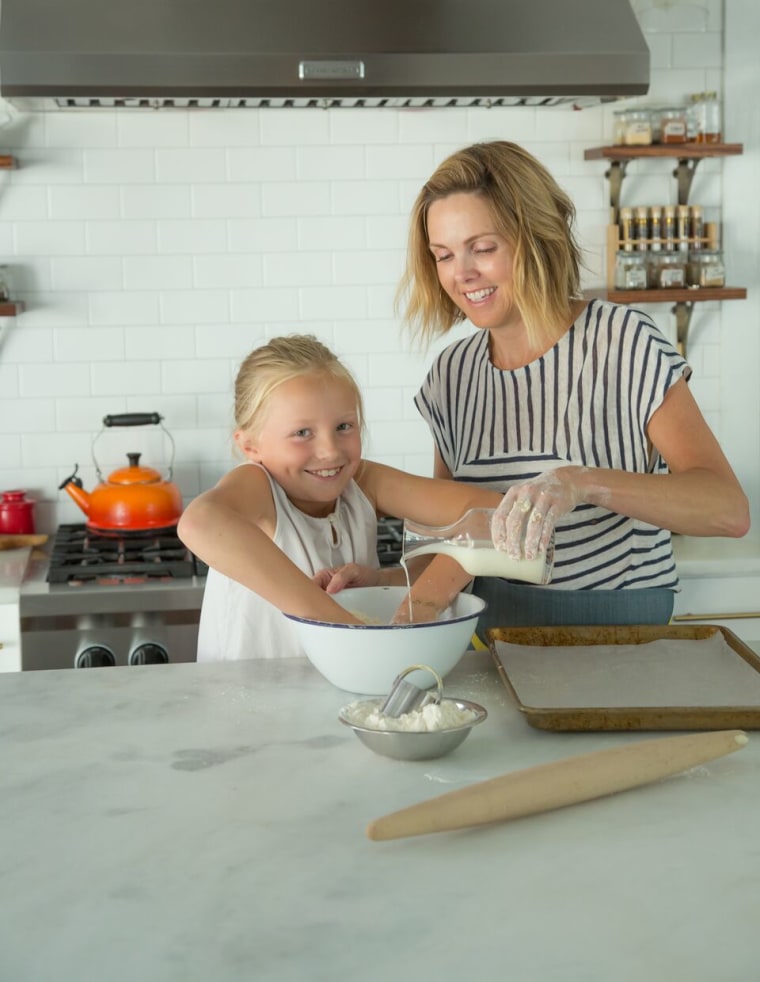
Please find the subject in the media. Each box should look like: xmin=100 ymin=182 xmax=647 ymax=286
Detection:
xmin=487 ymin=624 xmax=760 ymax=731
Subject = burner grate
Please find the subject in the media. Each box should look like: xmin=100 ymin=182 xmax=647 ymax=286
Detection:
xmin=46 ymin=518 xmax=401 ymax=586
xmin=46 ymin=523 xmax=204 ymax=585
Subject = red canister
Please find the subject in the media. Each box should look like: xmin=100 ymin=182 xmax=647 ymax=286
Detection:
xmin=0 ymin=489 xmax=36 ymax=534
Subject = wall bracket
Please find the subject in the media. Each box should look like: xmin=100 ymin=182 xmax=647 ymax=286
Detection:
xmin=673 ymin=300 xmax=695 ymax=358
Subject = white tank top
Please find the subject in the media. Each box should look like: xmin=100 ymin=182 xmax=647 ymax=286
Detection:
xmin=196 ymin=464 xmax=379 ymax=662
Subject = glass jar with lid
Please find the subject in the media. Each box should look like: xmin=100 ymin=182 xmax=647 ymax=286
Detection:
xmin=686 ymin=250 xmax=725 ymax=287
xmin=647 ymin=252 xmax=686 ymax=289
xmin=615 ymin=252 xmax=647 ymax=290
xmin=612 ymin=109 xmax=628 ymax=145
xmin=622 ymin=109 xmax=653 ymax=146
xmin=688 ymin=92 xmax=722 ymax=144
xmin=656 ymin=106 xmax=688 ymax=144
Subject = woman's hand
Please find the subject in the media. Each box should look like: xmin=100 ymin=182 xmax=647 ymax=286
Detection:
xmin=491 ymin=468 xmax=583 ymax=560
xmin=311 ymin=563 xmax=382 ymax=594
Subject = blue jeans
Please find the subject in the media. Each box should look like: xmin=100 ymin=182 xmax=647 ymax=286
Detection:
xmin=472 ymin=577 xmax=674 ymax=639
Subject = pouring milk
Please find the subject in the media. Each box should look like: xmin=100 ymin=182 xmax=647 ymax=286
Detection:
xmin=400 ymin=508 xmax=553 ymax=621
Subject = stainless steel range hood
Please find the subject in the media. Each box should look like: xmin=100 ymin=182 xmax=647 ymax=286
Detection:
xmin=0 ymin=0 xmax=649 ymax=111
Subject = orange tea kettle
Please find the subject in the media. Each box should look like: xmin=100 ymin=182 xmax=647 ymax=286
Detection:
xmin=59 ymin=413 xmax=183 ymax=534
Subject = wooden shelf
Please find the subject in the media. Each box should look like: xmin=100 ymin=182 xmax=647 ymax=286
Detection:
xmin=585 ymin=143 xmax=744 ymax=222
xmin=0 ymin=155 xmax=17 ymax=169
xmin=584 ymin=287 xmax=747 ymax=304
xmin=0 ymin=301 xmax=25 ymax=316
xmin=585 ymin=141 xmax=746 ymax=359
xmin=584 ymin=143 xmax=744 ymax=161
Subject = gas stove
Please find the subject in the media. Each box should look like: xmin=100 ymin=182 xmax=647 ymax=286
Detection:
xmin=45 ymin=523 xmax=208 ymax=586
xmin=19 ymin=517 xmax=405 ymax=670
xmin=47 ymin=519 xmax=401 ymax=586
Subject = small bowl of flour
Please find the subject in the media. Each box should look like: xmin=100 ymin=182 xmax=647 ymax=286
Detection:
xmin=338 ymin=696 xmax=487 ymax=760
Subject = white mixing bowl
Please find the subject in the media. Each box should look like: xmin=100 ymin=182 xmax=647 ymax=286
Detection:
xmin=284 ymin=586 xmax=486 ymax=695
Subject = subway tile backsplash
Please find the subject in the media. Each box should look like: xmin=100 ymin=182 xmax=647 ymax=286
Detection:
xmin=0 ymin=1 xmax=745 ymax=534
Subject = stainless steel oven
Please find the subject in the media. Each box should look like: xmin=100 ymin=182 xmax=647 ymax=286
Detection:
xmin=19 ymin=524 xmax=207 ymax=670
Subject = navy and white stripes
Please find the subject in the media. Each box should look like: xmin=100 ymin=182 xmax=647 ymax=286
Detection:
xmin=415 ymin=300 xmax=690 ymax=591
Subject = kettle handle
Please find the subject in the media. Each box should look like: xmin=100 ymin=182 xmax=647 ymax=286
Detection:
xmin=103 ymin=413 xmax=162 ymax=428
xmin=92 ymin=413 xmax=175 ymax=483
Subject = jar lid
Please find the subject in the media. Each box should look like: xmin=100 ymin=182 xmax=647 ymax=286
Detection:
xmin=2 ymin=489 xmax=29 ymax=501
xmin=654 ymin=253 xmax=684 ymax=264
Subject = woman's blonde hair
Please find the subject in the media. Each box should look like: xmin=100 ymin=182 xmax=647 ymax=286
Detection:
xmin=396 ymin=140 xmax=583 ymax=348
xmin=234 ymin=334 xmax=365 ymax=437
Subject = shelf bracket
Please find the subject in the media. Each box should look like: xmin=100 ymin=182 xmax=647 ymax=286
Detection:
xmin=674 ymin=158 xmax=702 ymax=205
xmin=605 ymin=160 xmax=629 ymax=224
xmin=673 ymin=300 xmax=695 ymax=359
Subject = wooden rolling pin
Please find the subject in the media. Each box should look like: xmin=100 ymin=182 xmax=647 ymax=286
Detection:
xmin=366 ymin=729 xmax=748 ymax=841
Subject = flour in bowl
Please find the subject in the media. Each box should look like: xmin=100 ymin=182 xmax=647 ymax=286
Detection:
xmin=345 ymin=609 xmax=385 ymax=625
xmin=344 ymin=698 xmax=477 ymax=732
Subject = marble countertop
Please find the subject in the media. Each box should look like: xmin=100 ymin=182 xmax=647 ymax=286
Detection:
xmin=0 ymin=651 xmax=757 ymax=982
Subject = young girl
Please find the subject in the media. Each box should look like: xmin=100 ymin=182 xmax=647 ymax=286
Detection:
xmin=177 ymin=334 xmax=503 ymax=662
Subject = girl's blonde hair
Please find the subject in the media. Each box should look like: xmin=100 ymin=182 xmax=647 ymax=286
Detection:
xmin=234 ymin=334 xmax=365 ymax=437
xmin=396 ymin=140 xmax=583 ymax=349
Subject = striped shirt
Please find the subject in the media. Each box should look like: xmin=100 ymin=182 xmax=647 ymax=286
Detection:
xmin=415 ymin=299 xmax=691 ymax=591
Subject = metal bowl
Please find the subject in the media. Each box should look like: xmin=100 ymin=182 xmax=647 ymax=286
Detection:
xmin=338 ymin=698 xmax=487 ymax=760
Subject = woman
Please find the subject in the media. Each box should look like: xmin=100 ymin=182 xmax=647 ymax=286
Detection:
xmin=396 ymin=140 xmax=750 ymax=629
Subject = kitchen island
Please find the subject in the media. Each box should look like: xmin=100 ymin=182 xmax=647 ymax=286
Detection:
xmin=0 ymin=651 xmax=757 ymax=982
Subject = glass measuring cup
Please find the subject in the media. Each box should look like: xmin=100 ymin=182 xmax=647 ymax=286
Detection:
xmin=402 ymin=507 xmax=554 ymax=585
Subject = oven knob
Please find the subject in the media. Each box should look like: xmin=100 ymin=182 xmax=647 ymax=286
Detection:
xmin=75 ymin=644 xmax=116 ymax=669
xmin=128 ymin=642 xmax=169 ymax=666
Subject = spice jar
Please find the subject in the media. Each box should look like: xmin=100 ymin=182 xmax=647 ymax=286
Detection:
xmin=686 ymin=250 xmax=725 ymax=287
xmin=649 ymin=205 xmax=663 ymax=252
xmin=0 ymin=489 xmax=36 ymax=534
xmin=662 ymin=205 xmax=676 ymax=252
xmin=622 ymin=108 xmax=653 ymax=146
xmin=690 ymin=204 xmax=705 ymax=251
xmin=676 ymin=205 xmax=691 ymax=252
xmin=619 ymin=206 xmax=634 ymax=251
xmin=656 ymin=106 xmax=688 ymax=144
xmin=634 ymin=206 xmax=649 ymax=252
xmin=647 ymin=252 xmax=686 ymax=289
xmin=615 ymin=252 xmax=647 ymax=290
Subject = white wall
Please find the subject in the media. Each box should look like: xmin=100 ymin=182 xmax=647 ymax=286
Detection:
xmin=1 ymin=0 xmax=756 ymax=533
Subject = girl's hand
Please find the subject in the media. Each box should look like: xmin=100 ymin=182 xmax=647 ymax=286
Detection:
xmin=390 ymin=596 xmax=445 ymax=625
xmin=311 ymin=563 xmax=382 ymax=594
xmin=491 ymin=468 xmax=583 ymax=560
